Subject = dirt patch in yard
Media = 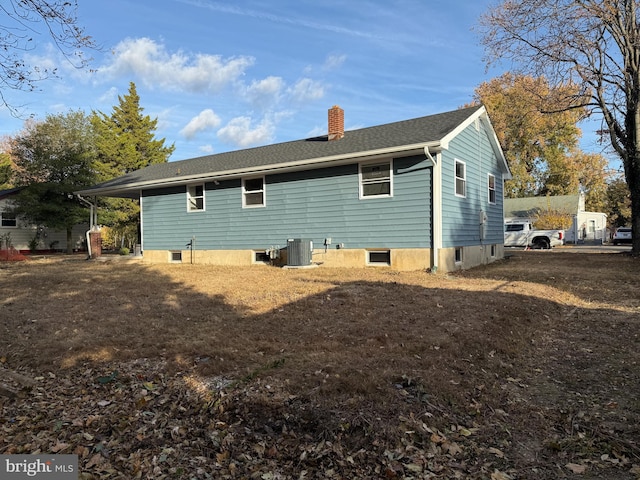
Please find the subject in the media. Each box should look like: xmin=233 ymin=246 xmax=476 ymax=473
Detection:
xmin=0 ymin=251 xmax=638 ymax=479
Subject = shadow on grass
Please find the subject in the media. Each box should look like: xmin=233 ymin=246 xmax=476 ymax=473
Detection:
xmin=1 ymin=257 xmax=639 ymax=478
xmin=1 ymin=256 xmax=635 ymax=409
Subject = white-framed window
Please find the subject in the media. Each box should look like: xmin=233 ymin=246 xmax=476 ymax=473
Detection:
xmin=455 ymin=160 xmax=466 ymax=197
xmin=242 ymin=177 xmax=265 ymax=208
xmin=367 ymin=250 xmax=391 ymax=266
xmin=170 ymin=251 xmax=182 ymax=263
xmin=490 ymin=244 xmax=496 ymax=257
xmin=454 ymin=247 xmax=463 ymax=264
xmin=360 ymin=161 xmax=392 ymax=198
xmin=187 ymin=184 xmax=205 ymax=212
xmin=488 ymin=173 xmax=496 ymax=204
xmin=1 ymin=211 xmax=17 ymax=228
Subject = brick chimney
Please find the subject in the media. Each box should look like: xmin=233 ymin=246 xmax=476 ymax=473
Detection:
xmin=328 ymin=105 xmax=344 ymax=140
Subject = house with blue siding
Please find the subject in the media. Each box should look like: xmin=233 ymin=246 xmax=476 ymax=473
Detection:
xmin=77 ymin=105 xmax=510 ymax=272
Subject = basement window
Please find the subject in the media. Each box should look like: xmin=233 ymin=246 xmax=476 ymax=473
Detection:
xmin=187 ymin=184 xmax=205 ymax=211
xmin=253 ymin=251 xmax=270 ymax=263
xmin=170 ymin=251 xmax=182 ymax=263
xmin=455 ymin=247 xmax=463 ymax=264
xmin=367 ymin=250 xmax=391 ymax=266
xmin=490 ymin=244 xmax=496 ymax=257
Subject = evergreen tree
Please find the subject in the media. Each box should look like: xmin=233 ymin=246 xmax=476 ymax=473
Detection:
xmin=92 ymin=82 xmax=174 ymax=179
xmin=91 ymin=82 xmax=175 ymax=245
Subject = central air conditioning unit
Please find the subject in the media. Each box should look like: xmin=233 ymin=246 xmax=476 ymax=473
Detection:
xmin=287 ymin=238 xmax=313 ymax=266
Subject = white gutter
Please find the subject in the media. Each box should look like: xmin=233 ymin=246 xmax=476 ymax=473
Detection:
xmin=424 ymin=147 xmax=441 ymax=273
xmin=78 ymin=142 xmax=443 ymax=197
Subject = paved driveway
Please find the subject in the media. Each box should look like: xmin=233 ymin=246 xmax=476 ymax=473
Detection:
xmin=505 ymin=244 xmax=632 ymax=254
xmin=554 ymin=244 xmax=631 ymax=254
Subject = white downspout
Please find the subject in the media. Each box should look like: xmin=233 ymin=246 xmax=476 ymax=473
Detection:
xmin=76 ymin=194 xmax=96 ymax=259
xmin=424 ymin=147 xmax=441 ymax=273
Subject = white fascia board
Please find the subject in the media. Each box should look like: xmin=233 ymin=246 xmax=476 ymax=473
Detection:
xmin=439 ymin=105 xmax=487 ymax=148
xmin=79 ymin=141 xmax=442 ymax=197
xmin=440 ymin=106 xmax=511 ymax=179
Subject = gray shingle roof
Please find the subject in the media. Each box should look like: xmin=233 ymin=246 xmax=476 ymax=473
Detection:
xmin=504 ymin=195 xmax=582 ymax=218
xmin=0 ymin=187 xmax=23 ymax=200
xmin=78 ymin=105 xmax=485 ymax=197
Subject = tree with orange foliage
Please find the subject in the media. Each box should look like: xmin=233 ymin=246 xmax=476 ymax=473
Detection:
xmin=471 ymin=73 xmax=609 ymax=211
xmin=479 ymin=0 xmax=640 ymax=254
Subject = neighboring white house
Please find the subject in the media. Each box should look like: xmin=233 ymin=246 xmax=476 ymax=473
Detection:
xmin=0 ymin=188 xmax=89 ymax=251
xmin=504 ymin=193 xmax=608 ymax=244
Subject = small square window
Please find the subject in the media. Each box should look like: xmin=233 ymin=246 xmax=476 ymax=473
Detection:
xmin=187 ymin=184 xmax=204 ymax=211
xmin=488 ymin=174 xmax=496 ymax=204
xmin=170 ymin=251 xmax=182 ymax=262
xmin=360 ymin=161 xmax=392 ymax=198
xmin=243 ymin=177 xmax=265 ymax=207
xmin=367 ymin=250 xmax=391 ymax=265
xmin=454 ymin=247 xmax=463 ymax=264
xmin=455 ymin=160 xmax=466 ymax=197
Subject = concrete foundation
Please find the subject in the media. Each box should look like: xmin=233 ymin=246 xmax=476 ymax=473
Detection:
xmin=141 ymin=245 xmax=504 ymax=272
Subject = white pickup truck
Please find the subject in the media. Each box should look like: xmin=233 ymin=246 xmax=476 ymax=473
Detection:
xmin=504 ymin=220 xmax=564 ymax=249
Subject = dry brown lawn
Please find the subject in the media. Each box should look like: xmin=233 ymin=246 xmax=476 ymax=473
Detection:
xmin=0 ymin=250 xmax=639 ymax=479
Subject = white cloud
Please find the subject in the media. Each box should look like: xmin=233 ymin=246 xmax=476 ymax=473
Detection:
xmin=288 ymin=78 xmax=325 ymax=103
xmin=199 ymin=144 xmax=214 ymax=154
xmin=244 ymin=76 xmax=285 ymax=109
xmin=24 ymin=47 xmax=58 ymax=76
xmin=323 ymin=53 xmax=347 ymax=71
xmin=98 ymin=86 xmax=119 ymax=103
xmin=180 ymin=109 xmax=222 ymax=139
xmin=155 ymin=106 xmax=179 ymax=132
xmin=178 ymin=1 xmax=384 ymax=42
xmin=217 ymin=116 xmax=275 ymax=148
xmin=100 ymin=37 xmax=254 ymax=93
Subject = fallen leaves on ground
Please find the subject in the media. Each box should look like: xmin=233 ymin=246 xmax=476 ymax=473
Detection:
xmin=1 ymin=252 xmax=639 ymax=479
xmin=2 ymin=356 xmax=639 ymax=479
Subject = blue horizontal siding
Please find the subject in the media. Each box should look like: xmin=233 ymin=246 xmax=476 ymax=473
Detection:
xmin=141 ymin=155 xmax=432 ymax=251
xmin=441 ymin=121 xmax=505 ymax=248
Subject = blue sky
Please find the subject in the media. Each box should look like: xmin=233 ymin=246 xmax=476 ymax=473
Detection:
xmin=0 ymin=0 xmax=611 ymax=165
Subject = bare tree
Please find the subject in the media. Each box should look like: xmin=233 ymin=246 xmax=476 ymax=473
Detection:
xmin=0 ymin=0 xmax=96 ymax=114
xmin=479 ymin=0 xmax=640 ymax=254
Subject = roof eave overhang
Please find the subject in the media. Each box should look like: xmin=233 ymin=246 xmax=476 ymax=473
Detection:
xmin=76 ymin=141 xmax=444 ymax=197
xmin=441 ymin=106 xmax=512 ymax=180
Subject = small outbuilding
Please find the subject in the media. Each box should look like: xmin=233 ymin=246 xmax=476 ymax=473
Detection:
xmin=504 ymin=193 xmax=608 ymax=244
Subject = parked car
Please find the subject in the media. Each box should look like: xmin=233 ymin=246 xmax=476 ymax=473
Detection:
xmin=504 ymin=221 xmax=564 ymax=249
xmin=612 ymin=227 xmax=632 ymax=245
